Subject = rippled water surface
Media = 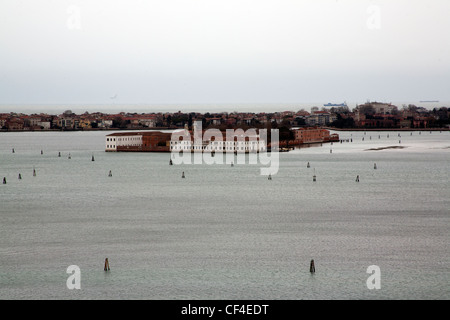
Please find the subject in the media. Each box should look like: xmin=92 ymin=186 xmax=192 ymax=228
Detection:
xmin=0 ymin=130 xmax=449 ymax=299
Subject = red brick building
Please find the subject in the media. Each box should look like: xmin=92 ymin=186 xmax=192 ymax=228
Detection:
xmin=292 ymin=127 xmax=337 ymax=144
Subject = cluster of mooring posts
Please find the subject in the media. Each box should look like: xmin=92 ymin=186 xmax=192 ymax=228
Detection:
xmin=305 ymin=161 xmax=378 ymax=183
xmin=10 ymin=127 xmax=427 ymax=187
xmin=321 ymin=129 xmax=424 ymax=183
xmin=2 ymin=149 xmax=117 ymax=186
xmin=4 ymin=130 xmax=440 ymax=273
xmin=173 ymin=153 xmax=238 ymax=179
xmin=3 ymin=149 xmax=115 ymax=270
xmin=166 ymin=127 xmax=441 ymax=183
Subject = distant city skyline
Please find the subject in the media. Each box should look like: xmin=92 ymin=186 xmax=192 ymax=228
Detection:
xmin=1 ymin=100 xmax=449 ymax=116
xmin=1 ymin=0 xmax=449 ymax=109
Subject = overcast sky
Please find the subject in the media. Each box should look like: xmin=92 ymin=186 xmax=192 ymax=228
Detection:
xmin=1 ymin=0 xmax=449 ymax=109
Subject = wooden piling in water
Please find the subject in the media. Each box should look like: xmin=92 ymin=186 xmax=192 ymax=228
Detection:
xmin=310 ymin=259 xmax=315 ymax=273
xmin=104 ymin=258 xmax=110 ymax=271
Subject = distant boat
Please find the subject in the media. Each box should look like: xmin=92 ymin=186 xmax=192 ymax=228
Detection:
xmin=420 ymin=100 xmax=439 ymax=103
xmin=324 ymin=102 xmax=347 ymax=107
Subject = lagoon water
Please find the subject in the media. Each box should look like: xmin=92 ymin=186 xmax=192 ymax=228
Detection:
xmin=0 ymin=130 xmax=449 ymax=300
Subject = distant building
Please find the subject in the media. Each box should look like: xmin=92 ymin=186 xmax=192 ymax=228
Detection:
xmin=169 ymin=129 xmax=266 ymax=153
xmin=78 ymin=119 xmax=92 ymax=129
xmin=28 ymin=117 xmax=42 ymax=127
xmin=306 ymin=111 xmax=337 ymax=126
xmin=138 ymin=116 xmax=156 ymax=128
xmin=105 ymin=131 xmax=172 ymax=152
xmin=106 ymin=129 xmax=266 ymax=153
xmin=0 ymin=116 xmax=7 ymax=128
xmin=292 ymin=127 xmax=338 ymax=144
xmin=98 ymin=119 xmax=113 ymax=129
xmin=358 ymin=102 xmax=397 ymax=115
xmin=60 ymin=118 xmax=74 ymax=129
xmin=5 ymin=118 xmax=24 ymax=130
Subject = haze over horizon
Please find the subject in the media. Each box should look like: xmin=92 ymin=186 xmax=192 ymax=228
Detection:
xmin=1 ymin=1 xmax=449 ymax=111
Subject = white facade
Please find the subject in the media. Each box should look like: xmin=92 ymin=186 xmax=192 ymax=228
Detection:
xmin=139 ymin=119 xmax=156 ymax=128
xmin=105 ymin=134 xmax=143 ymax=151
xmin=105 ymin=136 xmax=117 ymax=151
xmin=99 ymin=120 xmax=113 ymax=129
xmin=306 ymin=113 xmax=337 ymax=126
xmin=39 ymin=121 xmax=51 ymax=130
xmin=170 ymin=133 xmax=266 ymax=153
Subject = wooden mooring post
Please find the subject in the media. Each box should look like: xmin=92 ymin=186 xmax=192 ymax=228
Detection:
xmin=310 ymin=259 xmax=315 ymax=273
xmin=104 ymin=258 xmax=110 ymax=271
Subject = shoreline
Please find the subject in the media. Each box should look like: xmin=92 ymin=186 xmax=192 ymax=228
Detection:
xmin=2 ymin=127 xmax=449 ymax=133
xmin=325 ymin=127 xmax=449 ymax=131
xmin=0 ymin=127 xmax=171 ymax=133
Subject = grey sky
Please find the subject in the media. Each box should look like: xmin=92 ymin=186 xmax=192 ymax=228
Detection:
xmin=1 ymin=0 xmax=449 ymax=108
